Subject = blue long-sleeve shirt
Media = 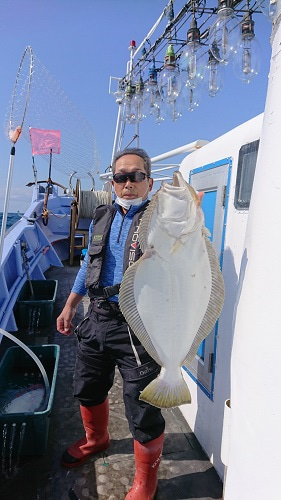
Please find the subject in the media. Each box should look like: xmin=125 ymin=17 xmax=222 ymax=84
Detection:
xmin=71 ymin=200 xmax=148 ymax=302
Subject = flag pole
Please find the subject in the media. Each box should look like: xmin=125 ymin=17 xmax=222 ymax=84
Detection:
xmin=0 ymin=125 xmax=22 ymax=264
xmin=48 ymin=148 xmax=53 ymax=180
xmin=0 ymin=146 xmax=16 ymax=263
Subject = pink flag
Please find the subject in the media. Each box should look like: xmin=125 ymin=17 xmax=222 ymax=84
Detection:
xmin=29 ymin=128 xmax=61 ymax=155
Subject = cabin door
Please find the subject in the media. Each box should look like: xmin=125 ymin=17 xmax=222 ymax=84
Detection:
xmin=183 ymin=158 xmax=231 ymax=397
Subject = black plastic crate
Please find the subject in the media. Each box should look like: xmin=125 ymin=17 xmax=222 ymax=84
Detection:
xmin=16 ymin=280 xmax=58 ymax=327
xmin=0 ymin=344 xmax=60 ymax=456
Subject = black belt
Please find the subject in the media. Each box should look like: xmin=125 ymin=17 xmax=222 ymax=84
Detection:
xmin=89 ymin=283 xmax=120 ymax=299
xmin=92 ymin=298 xmax=122 ymax=316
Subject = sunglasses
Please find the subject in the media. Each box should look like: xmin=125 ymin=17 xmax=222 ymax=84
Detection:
xmin=113 ymin=171 xmax=149 ymax=184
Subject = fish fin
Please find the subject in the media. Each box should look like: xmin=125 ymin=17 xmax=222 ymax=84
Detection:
xmin=139 ymin=374 xmax=191 ymax=408
xmin=119 ymin=255 xmax=162 ymax=366
xmin=138 ymin=192 xmax=159 ymax=252
xmin=203 ymin=226 xmax=211 ymax=237
xmin=184 ymin=236 xmax=225 ymax=366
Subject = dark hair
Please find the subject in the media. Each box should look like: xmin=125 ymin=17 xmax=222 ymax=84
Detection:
xmin=112 ymin=147 xmax=151 ymax=176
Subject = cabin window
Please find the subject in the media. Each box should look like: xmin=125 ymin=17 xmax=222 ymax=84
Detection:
xmin=187 ymin=159 xmax=231 ymax=399
xmin=234 ymin=140 xmax=259 ymax=210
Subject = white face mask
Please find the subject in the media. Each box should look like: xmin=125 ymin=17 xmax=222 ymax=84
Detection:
xmin=114 ymin=185 xmax=150 ymax=210
xmin=115 ymin=196 xmax=143 ymax=210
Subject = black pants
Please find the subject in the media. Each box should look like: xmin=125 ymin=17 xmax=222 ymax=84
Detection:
xmin=73 ymin=300 xmax=165 ymax=443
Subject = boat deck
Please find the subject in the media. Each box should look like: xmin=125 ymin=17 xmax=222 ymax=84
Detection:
xmin=0 ymin=262 xmax=223 ymax=500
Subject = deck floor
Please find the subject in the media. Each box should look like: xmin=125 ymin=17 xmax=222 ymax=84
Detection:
xmin=0 ymin=262 xmax=223 ymax=500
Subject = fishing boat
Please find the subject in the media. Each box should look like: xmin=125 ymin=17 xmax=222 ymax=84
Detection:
xmin=0 ymin=1 xmax=280 ymax=498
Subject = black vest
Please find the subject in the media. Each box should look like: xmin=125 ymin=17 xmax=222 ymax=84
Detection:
xmin=86 ymin=203 xmax=149 ymax=298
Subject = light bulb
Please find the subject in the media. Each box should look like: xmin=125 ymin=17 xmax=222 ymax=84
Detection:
xmin=159 ymin=44 xmax=182 ymax=104
xmin=186 ymin=85 xmax=201 ymax=111
xmin=180 ymin=18 xmax=206 ymax=89
xmin=206 ymin=49 xmax=224 ymax=96
xmin=209 ymin=1 xmax=240 ymax=65
xmin=113 ymin=80 xmax=125 ymax=104
xmin=143 ymin=83 xmax=161 ymax=115
xmin=159 ymin=66 xmax=182 ymax=103
xmin=163 ymin=100 xmax=182 ymax=122
xmin=143 ymin=59 xmax=162 ymax=117
xmin=130 ymin=76 xmax=146 ymax=122
xmin=181 ymin=80 xmax=201 ymax=111
xmin=154 ymin=99 xmax=165 ymax=124
xmin=233 ymin=13 xmax=261 ymax=84
xmin=121 ymin=83 xmax=135 ymax=123
xmin=152 ymin=89 xmax=165 ymax=124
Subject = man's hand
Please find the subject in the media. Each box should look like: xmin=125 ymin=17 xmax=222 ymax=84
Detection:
xmin=57 ymin=305 xmax=76 ymax=335
xmin=56 ymin=292 xmax=83 ymax=335
xmin=196 ymin=191 xmax=204 ymax=206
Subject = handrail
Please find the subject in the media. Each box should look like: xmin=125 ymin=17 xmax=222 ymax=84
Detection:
xmin=102 ymin=139 xmax=209 ymax=184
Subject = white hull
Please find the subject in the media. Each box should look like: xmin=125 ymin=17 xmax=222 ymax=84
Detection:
xmin=148 ymin=112 xmax=263 ymax=480
xmin=179 ymin=113 xmax=263 ymax=480
xmin=224 ymin=7 xmax=281 ymax=500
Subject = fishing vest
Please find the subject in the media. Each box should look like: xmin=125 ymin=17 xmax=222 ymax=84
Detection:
xmin=86 ymin=202 xmax=149 ymax=299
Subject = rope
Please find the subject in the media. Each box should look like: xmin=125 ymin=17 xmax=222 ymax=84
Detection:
xmin=48 ymin=211 xmax=68 ymax=218
xmin=78 ymin=190 xmax=112 ymax=219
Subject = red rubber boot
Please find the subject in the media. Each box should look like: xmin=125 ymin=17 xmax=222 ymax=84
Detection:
xmin=125 ymin=433 xmax=164 ymax=499
xmin=61 ymin=399 xmax=110 ymax=468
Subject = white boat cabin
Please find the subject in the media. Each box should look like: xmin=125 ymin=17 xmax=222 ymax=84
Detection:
xmin=152 ymin=112 xmax=263 ymax=479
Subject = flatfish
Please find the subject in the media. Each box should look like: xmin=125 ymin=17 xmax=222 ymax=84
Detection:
xmin=119 ymin=171 xmax=225 ymax=408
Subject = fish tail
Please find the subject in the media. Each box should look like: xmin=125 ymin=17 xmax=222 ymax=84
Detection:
xmin=139 ymin=377 xmax=191 ymax=408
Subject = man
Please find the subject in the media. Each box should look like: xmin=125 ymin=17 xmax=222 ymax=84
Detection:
xmin=57 ymin=147 xmax=165 ymax=499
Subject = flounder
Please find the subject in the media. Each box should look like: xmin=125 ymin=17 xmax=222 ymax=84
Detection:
xmin=119 ymin=171 xmax=225 ymax=408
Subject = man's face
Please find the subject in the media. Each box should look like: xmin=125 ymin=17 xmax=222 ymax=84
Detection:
xmin=112 ymin=154 xmax=153 ymax=201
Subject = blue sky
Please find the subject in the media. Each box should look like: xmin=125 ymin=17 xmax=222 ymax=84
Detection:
xmin=0 ymin=0 xmax=272 ymax=212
